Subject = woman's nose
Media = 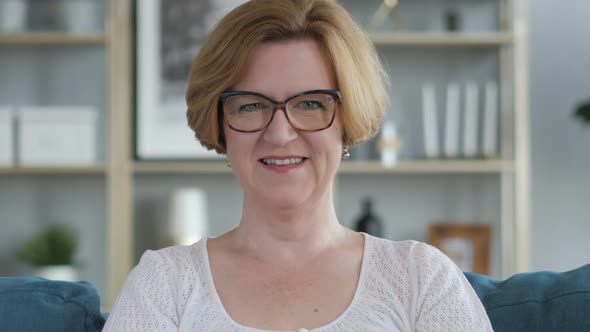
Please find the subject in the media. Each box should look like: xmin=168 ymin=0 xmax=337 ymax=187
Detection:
xmin=262 ymin=108 xmax=298 ymax=145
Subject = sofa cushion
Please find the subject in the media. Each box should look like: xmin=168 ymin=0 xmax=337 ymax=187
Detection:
xmin=0 ymin=276 xmax=105 ymax=332
xmin=466 ymin=264 xmax=590 ymax=332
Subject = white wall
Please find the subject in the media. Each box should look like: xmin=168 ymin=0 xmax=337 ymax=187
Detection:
xmin=529 ymin=0 xmax=590 ymax=271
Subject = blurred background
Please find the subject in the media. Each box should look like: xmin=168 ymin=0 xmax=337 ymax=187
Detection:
xmin=0 ymin=0 xmax=588 ymax=309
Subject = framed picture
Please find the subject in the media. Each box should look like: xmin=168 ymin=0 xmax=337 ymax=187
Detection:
xmin=135 ymin=0 xmax=246 ymax=160
xmin=427 ymin=223 xmax=491 ymax=275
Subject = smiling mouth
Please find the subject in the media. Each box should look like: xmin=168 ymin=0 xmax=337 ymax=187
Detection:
xmin=260 ymin=158 xmax=306 ymax=166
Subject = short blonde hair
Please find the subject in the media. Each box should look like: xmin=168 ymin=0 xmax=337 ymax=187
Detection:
xmin=186 ymin=0 xmax=389 ymax=153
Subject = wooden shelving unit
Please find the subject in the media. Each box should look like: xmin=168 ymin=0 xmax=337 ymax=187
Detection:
xmin=107 ymin=0 xmax=530 ymax=309
xmin=339 ymin=159 xmax=511 ymax=174
xmin=0 ymin=4 xmax=114 ymax=307
xmin=134 ymin=161 xmax=231 ymax=175
xmin=0 ymin=0 xmax=530 ymax=309
xmin=0 ymin=165 xmax=106 ymax=175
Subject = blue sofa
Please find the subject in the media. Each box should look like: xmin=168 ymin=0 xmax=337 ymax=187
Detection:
xmin=466 ymin=264 xmax=590 ymax=331
xmin=1 ymin=264 xmax=589 ymax=331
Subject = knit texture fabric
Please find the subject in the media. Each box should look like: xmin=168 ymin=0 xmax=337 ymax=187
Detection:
xmin=104 ymin=233 xmax=492 ymax=331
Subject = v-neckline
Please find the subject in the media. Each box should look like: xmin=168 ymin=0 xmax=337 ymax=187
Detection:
xmin=201 ymin=232 xmax=371 ymax=332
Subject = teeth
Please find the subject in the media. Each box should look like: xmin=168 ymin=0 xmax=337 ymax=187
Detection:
xmin=262 ymin=158 xmax=304 ymax=165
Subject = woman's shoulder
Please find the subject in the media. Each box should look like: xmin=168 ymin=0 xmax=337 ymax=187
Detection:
xmin=131 ymin=239 xmax=209 ymax=287
xmin=363 ymin=234 xmax=459 ymax=286
xmin=363 ymin=236 xmax=492 ymax=330
xmin=104 ymin=239 xmax=212 ymax=330
xmin=365 ymin=234 xmax=446 ymax=265
xmin=144 ymin=239 xmax=206 ymax=266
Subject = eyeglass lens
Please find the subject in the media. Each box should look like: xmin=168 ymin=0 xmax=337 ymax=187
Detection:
xmin=223 ymin=93 xmax=337 ymax=132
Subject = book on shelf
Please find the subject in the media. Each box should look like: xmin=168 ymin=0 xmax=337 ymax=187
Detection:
xmin=444 ymin=82 xmax=461 ymax=158
xmin=422 ymin=83 xmax=440 ymax=159
xmin=0 ymin=107 xmax=14 ymax=166
xmin=482 ymin=81 xmax=499 ymax=158
xmin=463 ymin=81 xmax=479 ymax=158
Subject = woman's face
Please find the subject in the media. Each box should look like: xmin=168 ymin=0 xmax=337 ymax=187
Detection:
xmin=224 ymin=39 xmax=343 ymax=209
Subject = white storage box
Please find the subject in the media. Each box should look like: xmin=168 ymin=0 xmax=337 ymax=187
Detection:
xmin=18 ymin=106 xmax=98 ymax=166
xmin=0 ymin=108 xmax=14 ymax=166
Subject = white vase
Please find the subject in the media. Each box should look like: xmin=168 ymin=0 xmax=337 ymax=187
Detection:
xmin=167 ymin=188 xmax=208 ymax=246
xmin=36 ymin=265 xmax=79 ymax=282
xmin=0 ymin=0 xmax=28 ymax=32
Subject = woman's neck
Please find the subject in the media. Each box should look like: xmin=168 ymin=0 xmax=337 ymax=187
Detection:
xmin=225 ymin=191 xmax=348 ymax=266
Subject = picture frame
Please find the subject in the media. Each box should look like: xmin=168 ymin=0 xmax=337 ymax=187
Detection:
xmin=135 ymin=0 xmax=245 ymax=160
xmin=427 ymin=223 xmax=491 ymax=275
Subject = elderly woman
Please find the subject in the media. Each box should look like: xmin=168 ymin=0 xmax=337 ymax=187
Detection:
xmin=104 ymin=0 xmax=492 ymax=331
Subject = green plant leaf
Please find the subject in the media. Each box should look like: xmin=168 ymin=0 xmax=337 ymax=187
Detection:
xmin=574 ymin=100 xmax=590 ymax=125
xmin=18 ymin=224 xmax=78 ymax=266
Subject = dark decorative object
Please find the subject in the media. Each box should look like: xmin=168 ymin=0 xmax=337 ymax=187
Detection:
xmin=27 ymin=1 xmax=60 ymax=31
xmin=445 ymin=10 xmax=460 ymax=32
xmin=574 ymin=100 xmax=590 ymax=126
xmin=353 ymin=198 xmax=383 ymax=237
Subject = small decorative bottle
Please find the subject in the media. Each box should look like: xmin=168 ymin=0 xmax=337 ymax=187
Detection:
xmin=353 ymin=198 xmax=383 ymax=237
xmin=378 ymin=121 xmax=401 ymax=168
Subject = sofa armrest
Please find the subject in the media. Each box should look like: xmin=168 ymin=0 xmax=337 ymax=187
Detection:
xmin=466 ymin=264 xmax=590 ymax=332
xmin=0 ymin=277 xmax=106 ymax=332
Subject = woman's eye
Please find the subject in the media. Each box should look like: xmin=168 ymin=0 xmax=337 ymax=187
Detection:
xmin=239 ymin=103 xmax=264 ymax=112
xmin=297 ymin=100 xmax=324 ymax=110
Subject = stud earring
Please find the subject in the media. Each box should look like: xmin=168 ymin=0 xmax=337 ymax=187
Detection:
xmin=342 ymin=146 xmax=350 ymax=160
xmin=226 ymin=160 xmax=231 ymax=168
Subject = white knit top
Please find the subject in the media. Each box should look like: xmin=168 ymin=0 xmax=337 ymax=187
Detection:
xmin=104 ymin=233 xmax=493 ymax=331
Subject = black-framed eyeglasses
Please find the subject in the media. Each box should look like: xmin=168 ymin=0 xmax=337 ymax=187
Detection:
xmin=219 ymin=89 xmax=342 ymax=133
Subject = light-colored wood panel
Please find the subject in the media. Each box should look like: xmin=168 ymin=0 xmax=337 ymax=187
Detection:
xmin=499 ymin=0 xmax=510 ymax=31
xmin=105 ymin=0 xmax=134 ymax=309
xmin=0 ymin=33 xmax=107 ymax=46
xmin=134 ymin=161 xmax=232 ymax=174
xmin=133 ymin=159 xmax=512 ymax=175
xmin=369 ymin=32 xmax=513 ymax=46
xmin=0 ymin=165 xmax=106 ymax=174
xmin=340 ymin=160 xmax=512 ymax=174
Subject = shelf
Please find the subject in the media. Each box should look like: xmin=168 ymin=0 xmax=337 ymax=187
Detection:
xmin=0 ymin=165 xmax=106 ymax=175
xmin=340 ymin=159 xmax=511 ymax=174
xmin=0 ymin=33 xmax=107 ymax=46
xmin=134 ymin=161 xmax=232 ymax=174
xmin=368 ymin=32 xmax=513 ymax=47
xmin=133 ymin=159 xmax=511 ymax=175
